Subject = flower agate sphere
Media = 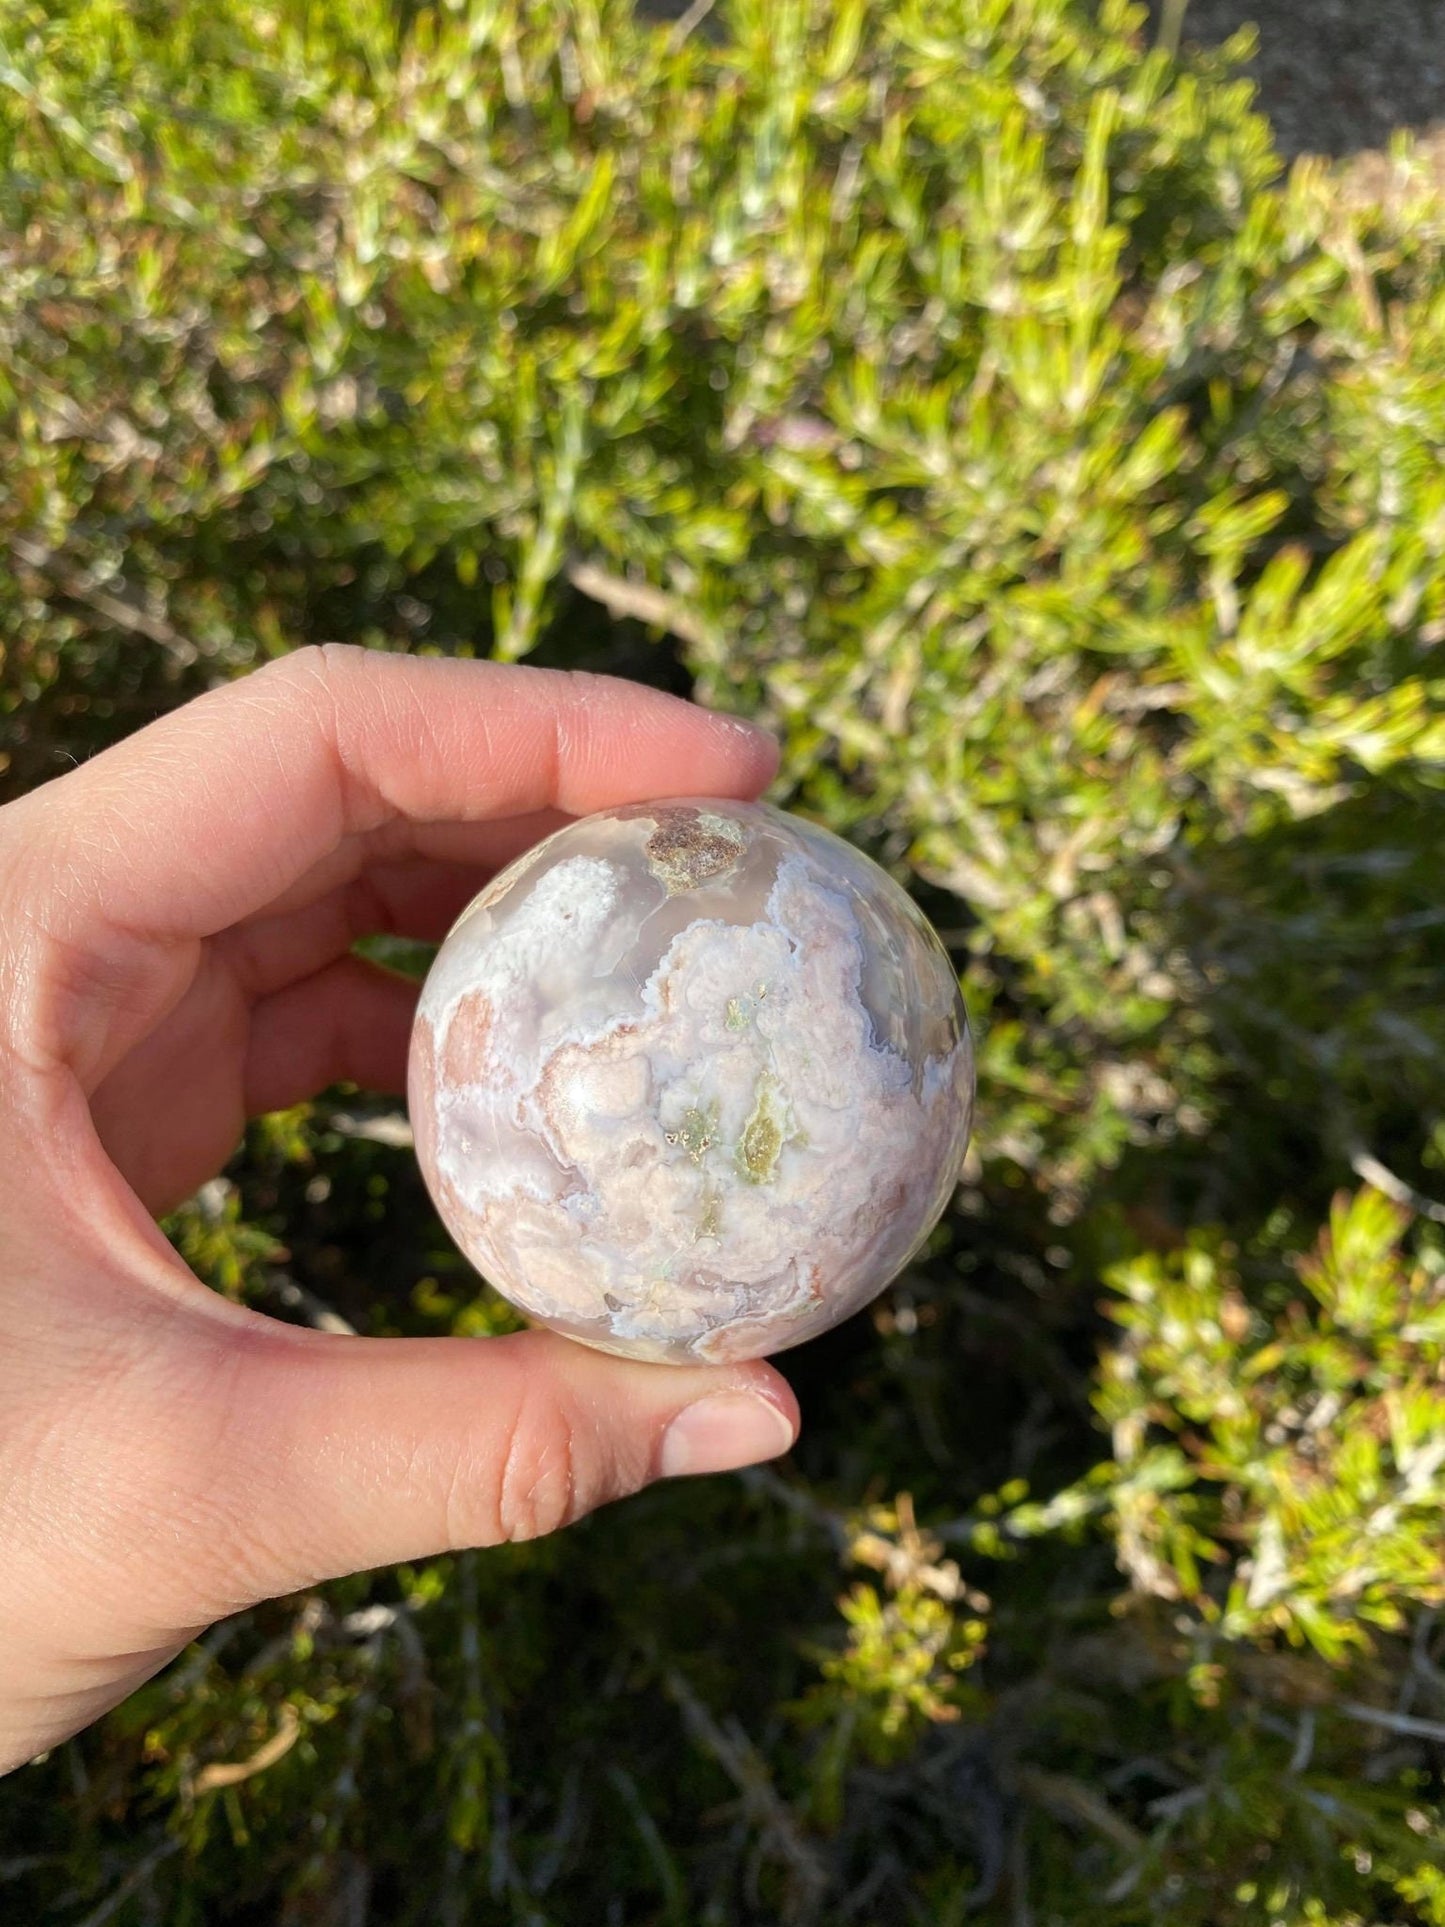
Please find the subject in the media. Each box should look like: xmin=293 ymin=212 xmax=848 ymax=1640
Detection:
xmin=407 ymin=799 xmax=973 ymax=1364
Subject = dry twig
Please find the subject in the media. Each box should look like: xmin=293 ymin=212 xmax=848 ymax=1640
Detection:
xmin=566 ymin=557 xmax=714 ymax=651
xmin=1347 ymin=1145 xmax=1445 ymax=1225
xmin=328 ymin=1110 xmax=415 ymax=1150
xmin=663 ymin=1667 xmax=828 ymax=1914
xmin=1013 ymin=1765 xmax=1146 ymax=1856
xmin=666 ymin=0 xmax=716 ymax=52
xmin=190 ymin=1703 xmax=302 ymax=1795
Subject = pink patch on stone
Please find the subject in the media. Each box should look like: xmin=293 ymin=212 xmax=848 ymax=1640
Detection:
xmin=440 ymin=989 xmax=496 ymax=1088
xmin=407 ymin=1012 xmax=440 ymax=1184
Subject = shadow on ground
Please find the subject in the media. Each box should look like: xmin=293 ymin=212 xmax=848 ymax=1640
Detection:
xmin=1148 ymin=0 xmax=1443 ymax=158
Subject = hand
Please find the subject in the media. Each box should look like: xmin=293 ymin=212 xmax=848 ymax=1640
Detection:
xmin=0 ymin=645 xmax=800 ymax=1774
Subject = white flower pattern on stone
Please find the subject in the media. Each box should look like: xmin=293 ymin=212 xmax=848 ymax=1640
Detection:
xmin=409 ymin=800 xmax=973 ymax=1363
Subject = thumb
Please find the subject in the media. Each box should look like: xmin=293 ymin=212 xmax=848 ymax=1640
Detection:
xmin=191 ymin=1319 xmax=800 ymax=1610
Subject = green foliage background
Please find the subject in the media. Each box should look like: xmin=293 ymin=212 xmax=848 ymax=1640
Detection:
xmin=3 ymin=0 xmax=1445 ymax=1919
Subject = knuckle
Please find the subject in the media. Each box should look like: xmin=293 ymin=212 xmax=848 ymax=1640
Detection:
xmin=558 ymin=666 xmax=607 ymax=697
xmin=554 ymin=667 xmax=618 ymax=720
xmin=311 ymin=640 xmax=373 ymax=685
xmin=265 ymin=640 xmax=355 ymax=683
xmin=251 ymin=642 xmax=363 ymax=721
xmin=126 ymin=1338 xmax=284 ymax=1607
xmin=167 ymin=1479 xmax=299 ymax=1619
xmin=250 ymin=641 xmax=320 ymax=691
xmin=487 ymin=1394 xmax=584 ymax=1545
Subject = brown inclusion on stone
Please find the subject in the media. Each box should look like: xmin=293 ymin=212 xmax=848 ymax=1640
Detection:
xmin=644 ymin=807 xmax=745 ymax=895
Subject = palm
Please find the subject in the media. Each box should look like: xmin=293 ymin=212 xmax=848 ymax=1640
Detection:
xmin=89 ymin=943 xmax=254 ymax=1214
xmin=87 ymin=852 xmax=496 ymax=1216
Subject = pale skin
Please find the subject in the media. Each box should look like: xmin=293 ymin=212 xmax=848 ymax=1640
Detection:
xmin=0 ymin=645 xmax=801 ymax=1775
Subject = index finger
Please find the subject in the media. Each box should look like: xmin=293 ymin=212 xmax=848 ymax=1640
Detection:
xmin=7 ymin=646 xmax=780 ymax=950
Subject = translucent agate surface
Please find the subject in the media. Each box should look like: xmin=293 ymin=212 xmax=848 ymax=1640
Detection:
xmin=407 ymin=799 xmax=973 ymax=1363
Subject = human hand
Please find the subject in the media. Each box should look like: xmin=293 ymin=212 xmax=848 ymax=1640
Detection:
xmin=0 ymin=646 xmax=800 ymax=1773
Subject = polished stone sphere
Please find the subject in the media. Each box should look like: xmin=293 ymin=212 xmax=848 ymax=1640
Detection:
xmin=407 ymin=798 xmax=973 ymax=1364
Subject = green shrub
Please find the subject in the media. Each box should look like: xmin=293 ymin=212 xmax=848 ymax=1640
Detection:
xmin=3 ymin=0 xmax=1444 ymax=1920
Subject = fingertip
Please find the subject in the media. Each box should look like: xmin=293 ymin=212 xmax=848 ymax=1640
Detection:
xmin=741 ymin=737 xmax=782 ymax=801
xmin=597 ymin=682 xmax=781 ymax=809
xmin=705 ymin=710 xmax=782 ymax=798
xmin=731 ymin=1356 xmax=801 ymax=1438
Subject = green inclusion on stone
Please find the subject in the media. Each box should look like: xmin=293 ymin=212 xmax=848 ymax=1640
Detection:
xmin=666 ymin=1102 xmax=719 ymax=1164
xmin=725 ymin=980 xmax=770 ymax=1031
xmin=736 ymin=1076 xmax=789 ymax=1185
xmin=697 ymin=1189 xmax=723 ymax=1239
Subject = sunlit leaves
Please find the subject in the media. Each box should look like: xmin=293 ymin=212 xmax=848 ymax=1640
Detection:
xmin=1093 ymin=1191 xmax=1445 ymax=1660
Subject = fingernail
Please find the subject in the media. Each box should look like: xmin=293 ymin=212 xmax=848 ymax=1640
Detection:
xmin=658 ymin=1392 xmax=796 ymax=1478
